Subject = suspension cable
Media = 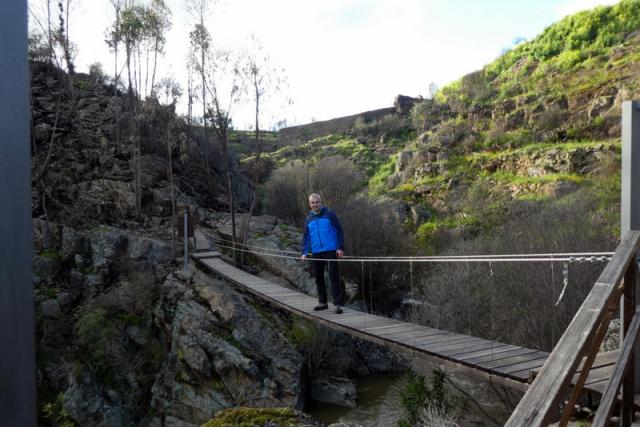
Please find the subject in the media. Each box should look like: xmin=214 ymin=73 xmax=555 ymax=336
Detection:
xmin=210 ymin=239 xmax=611 ymax=264
xmin=207 ymin=232 xmax=613 ymax=262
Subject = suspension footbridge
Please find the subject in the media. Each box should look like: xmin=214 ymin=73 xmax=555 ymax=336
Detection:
xmin=191 ymin=237 xmax=626 ymax=403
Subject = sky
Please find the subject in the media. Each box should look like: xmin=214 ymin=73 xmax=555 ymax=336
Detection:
xmin=30 ymin=0 xmax=620 ymax=129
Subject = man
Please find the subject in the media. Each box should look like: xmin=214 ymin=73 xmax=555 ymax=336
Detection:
xmin=301 ymin=193 xmax=345 ymax=314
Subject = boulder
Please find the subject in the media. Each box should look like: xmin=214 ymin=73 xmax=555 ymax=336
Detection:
xmin=410 ymin=204 xmax=431 ymax=225
xmin=395 ymin=151 xmax=413 ymax=173
xmin=61 ymin=226 xmax=84 ymax=261
xmin=310 ymin=375 xmax=357 ymax=407
xmin=394 ymin=95 xmax=420 ymax=115
xmin=63 ymin=372 xmax=136 ymax=427
xmin=40 ymin=299 xmax=62 ymax=318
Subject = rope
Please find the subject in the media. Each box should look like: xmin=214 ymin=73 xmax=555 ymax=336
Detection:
xmin=210 ymin=239 xmax=611 ymax=264
xmin=208 ymin=232 xmax=613 ymax=263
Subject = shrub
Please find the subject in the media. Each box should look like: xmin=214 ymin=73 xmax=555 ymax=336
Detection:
xmin=312 ymin=156 xmax=364 ymax=212
xmin=338 ymin=196 xmax=411 ymax=313
xmin=415 ymin=185 xmax=618 ymax=351
xmin=398 ymin=370 xmax=458 ymax=427
xmin=263 ymin=156 xmax=363 ymax=225
xmin=263 ymin=160 xmax=310 ymax=225
xmin=288 ymin=320 xmax=343 ymax=377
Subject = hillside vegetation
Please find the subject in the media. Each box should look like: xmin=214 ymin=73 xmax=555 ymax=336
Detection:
xmin=247 ymin=0 xmax=640 ymax=253
xmin=226 ymin=0 xmax=640 ymax=354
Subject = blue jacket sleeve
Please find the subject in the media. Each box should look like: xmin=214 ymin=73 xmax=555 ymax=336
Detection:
xmin=328 ymin=211 xmax=344 ymax=251
xmin=301 ymin=218 xmax=311 ymax=255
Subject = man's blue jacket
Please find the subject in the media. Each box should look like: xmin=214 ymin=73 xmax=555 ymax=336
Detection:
xmin=301 ymin=207 xmax=344 ymax=255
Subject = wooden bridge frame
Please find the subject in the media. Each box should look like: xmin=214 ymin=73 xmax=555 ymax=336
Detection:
xmin=509 ymin=103 xmax=640 ymax=426
xmin=506 ymin=231 xmax=640 ymax=426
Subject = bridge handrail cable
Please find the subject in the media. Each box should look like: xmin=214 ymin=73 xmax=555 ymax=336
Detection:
xmin=209 ymin=233 xmax=612 ymax=263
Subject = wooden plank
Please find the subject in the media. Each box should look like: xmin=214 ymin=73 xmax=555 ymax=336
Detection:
xmin=382 ymin=328 xmax=445 ymax=341
xmin=363 ymin=322 xmax=416 ymax=333
xmin=500 ymin=358 xmax=549 ymax=375
xmin=421 ymin=337 xmax=487 ymax=353
xmin=575 ymin=350 xmax=619 ymax=373
xmin=375 ymin=326 xmax=432 ymax=338
xmin=410 ymin=332 xmax=458 ymax=345
xmin=192 ymin=251 xmax=220 ymax=259
xmin=415 ymin=336 xmax=472 ymax=350
xmin=439 ymin=341 xmax=512 ymax=357
xmin=449 ymin=344 xmax=521 ymax=359
xmin=337 ymin=316 xmax=396 ymax=327
xmin=458 ymin=346 xmax=537 ymax=364
xmin=593 ymin=307 xmax=640 ymax=425
xmin=480 ymin=351 xmax=549 ymax=370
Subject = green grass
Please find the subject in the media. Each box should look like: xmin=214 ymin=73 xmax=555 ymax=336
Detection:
xmin=202 ymin=407 xmax=300 ymax=427
xmin=485 ymin=171 xmax=584 ymax=185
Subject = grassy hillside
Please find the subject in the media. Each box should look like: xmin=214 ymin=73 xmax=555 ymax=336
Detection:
xmin=232 ymin=0 xmax=640 ymax=254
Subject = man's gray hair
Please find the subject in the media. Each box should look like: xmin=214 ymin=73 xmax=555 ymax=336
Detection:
xmin=308 ymin=193 xmax=322 ymax=201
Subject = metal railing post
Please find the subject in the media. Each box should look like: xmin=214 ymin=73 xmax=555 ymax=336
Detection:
xmin=622 ymin=101 xmax=640 ymax=396
xmin=0 ymin=0 xmax=36 ymax=424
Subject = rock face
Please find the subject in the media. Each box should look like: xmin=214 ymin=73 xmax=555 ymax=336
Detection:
xmin=149 ymin=269 xmax=304 ymax=426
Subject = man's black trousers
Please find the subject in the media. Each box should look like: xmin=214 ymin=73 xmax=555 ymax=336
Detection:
xmin=312 ymin=250 xmax=343 ymax=306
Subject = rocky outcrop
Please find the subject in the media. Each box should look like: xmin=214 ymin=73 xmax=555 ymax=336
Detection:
xmin=149 ymin=269 xmax=304 ymax=426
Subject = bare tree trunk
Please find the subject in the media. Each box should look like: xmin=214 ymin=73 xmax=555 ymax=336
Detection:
xmin=47 ymin=0 xmax=53 ymax=66
xmin=240 ymin=79 xmax=262 ymax=249
xmin=126 ymin=44 xmax=132 ymax=94
xmin=151 ymin=38 xmax=159 ymax=97
xmin=144 ymin=45 xmax=150 ymax=98
xmin=167 ymin=127 xmax=176 ymax=253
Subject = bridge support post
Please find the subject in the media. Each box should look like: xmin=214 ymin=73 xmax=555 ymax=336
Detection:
xmin=622 ymin=101 xmax=640 ymax=399
xmin=0 ymin=0 xmax=36 ymax=425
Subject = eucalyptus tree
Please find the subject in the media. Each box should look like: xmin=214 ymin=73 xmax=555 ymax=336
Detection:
xmin=205 ymin=47 xmax=248 ymax=264
xmin=240 ymin=36 xmax=288 ymax=245
xmin=147 ymin=0 xmax=171 ymax=98
xmin=106 ymin=0 xmax=125 ymax=94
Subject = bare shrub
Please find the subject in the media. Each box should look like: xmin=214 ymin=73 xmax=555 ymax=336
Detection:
xmin=263 ymin=156 xmax=363 ymax=225
xmin=417 ymin=406 xmax=459 ymax=427
xmin=338 ymin=196 xmax=412 ymax=314
xmin=416 ymin=189 xmax=617 ymax=351
xmin=312 ymin=156 xmax=364 ymax=213
xmin=289 ymin=319 xmax=345 ymax=377
xmin=263 ymin=160 xmax=310 ymax=226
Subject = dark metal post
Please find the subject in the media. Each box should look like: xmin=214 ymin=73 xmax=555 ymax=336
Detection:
xmin=0 ymin=0 xmax=36 ymax=424
xmin=622 ymin=101 xmax=640 ymax=402
xmin=622 ymin=101 xmax=640 ymax=233
xmin=184 ymin=211 xmax=189 ymax=271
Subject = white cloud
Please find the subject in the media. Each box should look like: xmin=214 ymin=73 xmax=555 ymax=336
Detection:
xmin=555 ymin=0 xmax=619 ymax=18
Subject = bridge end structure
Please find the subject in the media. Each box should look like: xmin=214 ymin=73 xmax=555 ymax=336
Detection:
xmin=507 ymin=103 xmax=640 ymax=426
xmin=0 ymin=0 xmax=36 ymax=425
xmin=622 ymin=100 xmax=640 ymax=406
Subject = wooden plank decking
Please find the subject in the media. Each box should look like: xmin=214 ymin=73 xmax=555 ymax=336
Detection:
xmin=192 ymin=251 xmax=617 ymax=393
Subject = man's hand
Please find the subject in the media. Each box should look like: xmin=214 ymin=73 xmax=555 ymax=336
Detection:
xmin=336 ymin=249 xmax=344 ymax=259
xmin=301 ymin=254 xmax=307 ymax=260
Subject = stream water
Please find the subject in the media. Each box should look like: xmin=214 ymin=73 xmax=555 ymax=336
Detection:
xmin=305 ymin=365 xmax=519 ymax=426
xmin=306 ymin=372 xmax=408 ymax=426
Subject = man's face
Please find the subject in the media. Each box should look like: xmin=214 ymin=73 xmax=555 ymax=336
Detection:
xmin=309 ymin=197 xmax=322 ymax=213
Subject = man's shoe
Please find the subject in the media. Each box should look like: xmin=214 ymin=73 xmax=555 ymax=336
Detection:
xmin=314 ymin=303 xmax=328 ymax=311
xmin=334 ymin=305 xmax=343 ymax=314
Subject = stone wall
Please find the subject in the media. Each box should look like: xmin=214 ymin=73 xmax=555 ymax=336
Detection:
xmin=278 ymin=107 xmax=395 ymax=145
